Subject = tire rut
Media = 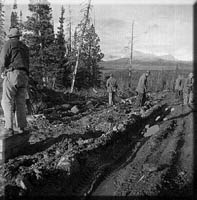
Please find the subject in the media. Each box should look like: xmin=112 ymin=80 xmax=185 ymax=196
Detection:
xmin=158 ymin=110 xmax=193 ymax=197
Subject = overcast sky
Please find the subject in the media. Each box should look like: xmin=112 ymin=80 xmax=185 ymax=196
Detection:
xmin=3 ymin=0 xmax=194 ymax=61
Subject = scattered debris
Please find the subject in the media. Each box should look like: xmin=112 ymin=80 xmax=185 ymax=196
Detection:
xmin=143 ymin=125 xmax=160 ymax=137
xmin=155 ymin=116 xmax=161 ymax=121
xmin=137 ymin=174 xmax=145 ymax=183
xmin=71 ymin=105 xmax=80 ymax=114
xmin=142 ymin=163 xmax=158 ymax=172
xmin=171 ymin=108 xmax=175 ymax=112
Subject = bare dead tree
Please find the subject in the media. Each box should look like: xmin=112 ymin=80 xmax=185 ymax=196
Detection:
xmin=70 ymin=0 xmax=91 ymax=93
xmin=129 ymin=21 xmax=134 ymax=78
xmin=128 ymin=21 xmax=134 ymax=88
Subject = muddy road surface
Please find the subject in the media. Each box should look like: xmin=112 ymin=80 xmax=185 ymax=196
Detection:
xmin=0 ymin=91 xmax=194 ymax=199
xmin=92 ymin=104 xmax=193 ymax=197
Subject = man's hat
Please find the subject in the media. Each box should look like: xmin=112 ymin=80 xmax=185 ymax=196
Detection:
xmin=189 ymin=72 xmax=193 ymax=77
xmin=8 ymin=28 xmax=22 ymax=38
xmin=145 ymin=70 xmax=150 ymax=76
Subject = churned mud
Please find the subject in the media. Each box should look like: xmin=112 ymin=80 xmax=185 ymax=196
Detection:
xmin=0 ymin=91 xmax=194 ymax=199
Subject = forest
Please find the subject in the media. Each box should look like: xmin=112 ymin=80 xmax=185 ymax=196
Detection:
xmin=0 ymin=0 xmax=104 ymax=93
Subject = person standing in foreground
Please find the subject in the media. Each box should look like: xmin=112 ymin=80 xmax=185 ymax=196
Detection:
xmin=136 ymin=71 xmax=150 ymax=107
xmin=0 ymin=27 xmax=29 ymax=135
xmin=106 ymin=73 xmax=118 ymax=106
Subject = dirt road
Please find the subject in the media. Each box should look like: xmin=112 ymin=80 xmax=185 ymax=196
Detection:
xmin=92 ymin=103 xmax=193 ymax=197
xmin=0 ymin=91 xmax=194 ymax=198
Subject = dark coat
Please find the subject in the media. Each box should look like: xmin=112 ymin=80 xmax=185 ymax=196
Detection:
xmin=183 ymin=77 xmax=193 ymax=93
xmin=106 ymin=77 xmax=118 ymax=93
xmin=136 ymin=73 xmax=148 ymax=94
xmin=175 ymin=76 xmax=184 ymax=91
xmin=0 ymin=38 xmax=29 ymax=74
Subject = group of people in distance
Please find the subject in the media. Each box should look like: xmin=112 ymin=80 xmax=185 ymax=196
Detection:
xmin=106 ymin=71 xmax=150 ymax=107
xmin=106 ymin=71 xmax=194 ymax=107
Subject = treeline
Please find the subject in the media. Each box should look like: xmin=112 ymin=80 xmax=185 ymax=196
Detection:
xmin=0 ymin=0 xmax=104 ymax=91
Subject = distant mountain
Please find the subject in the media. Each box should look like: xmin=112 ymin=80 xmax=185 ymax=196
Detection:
xmin=104 ymin=50 xmax=177 ymax=62
xmin=158 ymin=54 xmax=176 ymax=61
xmin=100 ymin=54 xmax=192 ymax=71
xmin=133 ymin=50 xmax=162 ymax=61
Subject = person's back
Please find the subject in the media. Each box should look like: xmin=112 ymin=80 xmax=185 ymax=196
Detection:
xmin=175 ymin=76 xmax=181 ymax=91
xmin=136 ymin=73 xmax=147 ymax=94
xmin=183 ymin=73 xmax=194 ymax=105
xmin=0 ymin=28 xmax=29 ymax=135
xmin=6 ymin=39 xmax=29 ymax=71
xmin=178 ymin=76 xmax=184 ymax=91
xmin=183 ymin=76 xmax=192 ymax=93
xmin=106 ymin=76 xmax=117 ymax=93
xmin=136 ymin=71 xmax=150 ymax=107
xmin=106 ymin=74 xmax=118 ymax=105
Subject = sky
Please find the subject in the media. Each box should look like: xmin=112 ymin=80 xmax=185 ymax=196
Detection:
xmin=2 ymin=0 xmax=195 ymax=61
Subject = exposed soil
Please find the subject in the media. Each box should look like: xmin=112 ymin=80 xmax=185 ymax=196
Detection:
xmin=0 ymin=90 xmax=194 ymax=199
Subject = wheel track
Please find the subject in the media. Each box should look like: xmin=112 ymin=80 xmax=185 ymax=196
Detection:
xmin=88 ymin=104 xmax=171 ymax=196
xmin=113 ymin=120 xmax=177 ymax=196
xmin=158 ymin=110 xmax=193 ymax=196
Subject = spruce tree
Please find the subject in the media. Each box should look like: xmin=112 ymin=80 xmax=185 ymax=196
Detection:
xmin=23 ymin=0 xmax=56 ymax=88
xmin=73 ymin=23 xmax=104 ymax=89
xmin=55 ymin=5 xmax=70 ymax=88
xmin=82 ymin=24 xmax=104 ymax=87
xmin=70 ymin=1 xmax=104 ymax=90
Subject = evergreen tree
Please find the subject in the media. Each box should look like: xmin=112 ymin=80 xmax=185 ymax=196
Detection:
xmin=0 ymin=0 xmax=5 ymax=50
xmin=66 ymin=5 xmax=72 ymax=54
xmin=55 ymin=5 xmax=70 ymax=88
xmin=19 ymin=10 xmax=23 ymax=29
xmin=23 ymin=0 xmax=56 ymax=88
xmin=56 ymin=6 xmax=66 ymax=56
xmin=81 ymin=24 xmax=104 ymax=87
xmin=73 ymin=23 xmax=104 ymax=89
xmin=10 ymin=0 xmax=19 ymax=28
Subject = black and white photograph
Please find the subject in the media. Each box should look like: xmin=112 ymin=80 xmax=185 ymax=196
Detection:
xmin=0 ymin=0 xmax=195 ymax=198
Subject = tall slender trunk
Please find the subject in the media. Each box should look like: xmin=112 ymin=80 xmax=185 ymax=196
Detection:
xmin=70 ymin=0 xmax=91 ymax=93
xmin=68 ymin=5 xmax=72 ymax=54
xmin=129 ymin=21 xmax=134 ymax=87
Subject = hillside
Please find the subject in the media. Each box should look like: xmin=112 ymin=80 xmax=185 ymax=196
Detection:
xmin=100 ymin=52 xmax=193 ymax=71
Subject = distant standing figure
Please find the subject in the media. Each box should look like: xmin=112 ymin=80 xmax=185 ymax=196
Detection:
xmin=106 ymin=73 xmax=118 ymax=105
xmin=175 ymin=75 xmax=181 ymax=99
xmin=136 ymin=71 xmax=150 ymax=107
xmin=183 ymin=72 xmax=194 ymax=105
xmin=175 ymin=75 xmax=184 ymax=102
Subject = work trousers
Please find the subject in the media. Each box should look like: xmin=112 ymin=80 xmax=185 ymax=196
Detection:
xmin=108 ymin=92 xmax=115 ymax=105
xmin=183 ymin=91 xmax=193 ymax=105
xmin=178 ymin=90 xmax=183 ymax=102
xmin=189 ymin=92 xmax=193 ymax=104
xmin=137 ymin=92 xmax=146 ymax=107
xmin=1 ymin=70 xmax=28 ymax=129
xmin=175 ymin=90 xmax=179 ymax=99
